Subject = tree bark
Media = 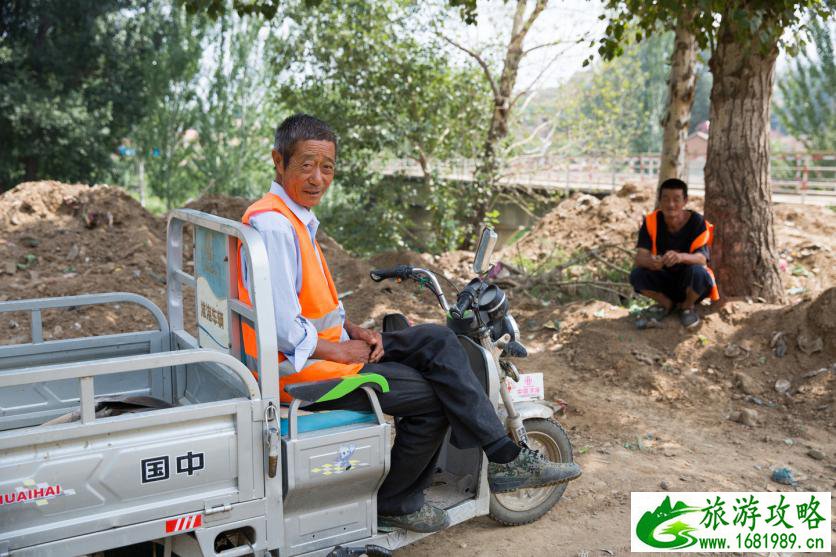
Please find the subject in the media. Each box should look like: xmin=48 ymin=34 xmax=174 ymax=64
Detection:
xmin=137 ymin=158 xmax=146 ymax=207
xmin=23 ymin=156 xmax=39 ymax=182
xmin=658 ymin=12 xmax=697 ymax=189
xmin=471 ymin=0 xmax=547 ymax=235
xmin=704 ymin=17 xmax=783 ymax=302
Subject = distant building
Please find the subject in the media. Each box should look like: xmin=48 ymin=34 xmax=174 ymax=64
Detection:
xmin=685 ymin=120 xmax=805 ymax=158
xmin=685 ymin=131 xmax=708 ymax=160
xmin=683 ymin=121 xmax=710 ymax=185
xmin=769 ymin=129 xmax=805 ymax=153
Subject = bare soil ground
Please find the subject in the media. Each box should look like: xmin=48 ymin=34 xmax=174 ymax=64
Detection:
xmin=1 ymin=182 xmax=834 ymax=556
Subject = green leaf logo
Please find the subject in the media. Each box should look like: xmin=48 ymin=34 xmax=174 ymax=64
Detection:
xmin=636 ymin=496 xmax=700 ymax=549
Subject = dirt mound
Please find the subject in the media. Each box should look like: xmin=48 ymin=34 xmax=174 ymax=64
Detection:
xmin=526 ymin=287 xmax=834 ymax=421
xmin=339 ymin=249 xmax=448 ymax=327
xmin=773 ymin=204 xmax=836 ymax=295
xmin=320 ymin=235 xmax=372 ymax=294
xmin=369 ymin=250 xmax=427 ymax=271
xmin=425 ymin=250 xmax=476 ymax=286
xmin=370 ymin=249 xmax=475 ymax=289
xmin=503 ymin=190 xmax=647 ymax=261
xmin=804 ymin=286 xmax=836 ymax=343
xmin=184 ymin=194 xmax=253 ymax=222
xmin=504 ymin=184 xmax=668 ymax=258
xmin=1 ymin=181 xmax=168 ymax=344
xmin=495 ymin=187 xmax=658 ymax=302
xmin=1 ymin=180 xmax=162 ymax=233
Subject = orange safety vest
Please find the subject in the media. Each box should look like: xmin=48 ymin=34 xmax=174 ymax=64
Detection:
xmin=237 ymin=192 xmax=362 ymax=402
xmin=644 ymin=210 xmax=720 ymax=302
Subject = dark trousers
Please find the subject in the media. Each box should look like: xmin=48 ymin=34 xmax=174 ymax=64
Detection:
xmin=629 ymin=265 xmax=713 ymax=304
xmin=306 ymin=324 xmax=507 ymax=515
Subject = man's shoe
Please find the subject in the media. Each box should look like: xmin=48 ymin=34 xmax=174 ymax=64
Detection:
xmin=680 ymin=308 xmax=700 ymax=329
xmin=635 ymin=304 xmax=670 ymax=330
xmin=488 ymin=447 xmax=582 ymax=494
xmin=635 ymin=315 xmax=663 ymax=330
xmin=378 ymin=504 xmax=450 ymax=533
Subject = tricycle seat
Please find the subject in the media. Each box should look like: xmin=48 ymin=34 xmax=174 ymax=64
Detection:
xmin=279 ymin=372 xmax=388 ymax=438
xmin=280 ymin=410 xmax=377 ymax=437
xmin=280 ymin=375 xmax=391 ymax=554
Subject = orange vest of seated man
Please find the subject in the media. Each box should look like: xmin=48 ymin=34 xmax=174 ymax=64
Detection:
xmin=642 ymin=209 xmax=719 ymax=302
xmin=236 ymin=137 xmax=362 ymax=403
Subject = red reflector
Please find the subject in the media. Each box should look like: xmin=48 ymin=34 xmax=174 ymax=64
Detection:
xmin=165 ymin=513 xmax=203 ymax=533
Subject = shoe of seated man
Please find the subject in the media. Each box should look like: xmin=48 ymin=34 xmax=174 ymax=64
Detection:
xmin=679 ymin=308 xmax=700 ymax=329
xmin=378 ymin=503 xmax=450 ymax=533
xmin=635 ymin=304 xmax=670 ymax=330
xmin=488 ymin=446 xmax=582 ymax=493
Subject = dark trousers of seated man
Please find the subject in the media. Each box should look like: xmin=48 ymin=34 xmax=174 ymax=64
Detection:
xmin=306 ymin=323 xmax=508 ymax=516
xmin=629 ymin=264 xmax=713 ymax=305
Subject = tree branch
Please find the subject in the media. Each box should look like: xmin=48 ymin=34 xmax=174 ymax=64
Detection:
xmin=506 ymin=120 xmax=552 ymax=152
xmin=589 ymin=250 xmax=630 ymax=275
xmin=514 ymin=0 xmax=548 ymax=46
xmin=523 ymin=39 xmax=569 ymax=56
xmin=436 ymin=125 xmax=452 ymax=148
xmin=511 ymin=42 xmax=577 ymax=108
xmin=439 ymin=34 xmax=499 ymax=99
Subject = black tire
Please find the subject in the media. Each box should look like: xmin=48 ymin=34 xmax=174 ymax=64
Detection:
xmin=489 ymin=417 xmax=574 ymax=526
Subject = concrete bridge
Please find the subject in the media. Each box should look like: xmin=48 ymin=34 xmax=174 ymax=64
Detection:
xmin=383 ymin=153 xmax=836 ymax=206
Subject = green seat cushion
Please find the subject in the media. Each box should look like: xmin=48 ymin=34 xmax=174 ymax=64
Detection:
xmin=283 ymin=372 xmax=390 ymax=403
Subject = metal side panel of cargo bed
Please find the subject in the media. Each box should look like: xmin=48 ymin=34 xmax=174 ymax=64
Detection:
xmin=0 ymin=293 xmax=173 ymax=431
xmin=0 ymin=351 xmax=266 ymax=556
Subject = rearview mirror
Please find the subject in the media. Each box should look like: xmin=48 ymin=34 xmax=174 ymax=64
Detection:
xmin=473 ymin=227 xmax=498 ymax=275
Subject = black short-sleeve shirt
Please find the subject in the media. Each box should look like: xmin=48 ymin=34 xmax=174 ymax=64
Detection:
xmin=636 ymin=210 xmax=710 ymax=263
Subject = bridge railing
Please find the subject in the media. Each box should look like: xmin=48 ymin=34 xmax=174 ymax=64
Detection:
xmin=381 ymin=152 xmax=836 ymax=204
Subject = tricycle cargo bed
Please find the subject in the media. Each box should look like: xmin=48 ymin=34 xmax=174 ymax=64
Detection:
xmin=0 ymin=209 xmax=288 ymax=556
xmin=0 ymin=347 xmax=265 ymax=555
xmin=0 ymin=294 xmax=258 ymax=432
xmin=0 ymin=293 xmax=174 ymax=431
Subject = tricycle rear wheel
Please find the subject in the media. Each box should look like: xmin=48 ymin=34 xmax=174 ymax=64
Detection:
xmin=489 ymin=417 xmax=573 ymax=526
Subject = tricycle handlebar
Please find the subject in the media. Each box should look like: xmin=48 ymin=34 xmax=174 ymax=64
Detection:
xmin=369 ymin=266 xmax=450 ymax=312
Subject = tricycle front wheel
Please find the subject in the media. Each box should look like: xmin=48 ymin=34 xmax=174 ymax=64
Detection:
xmin=489 ymin=417 xmax=574 ymax=526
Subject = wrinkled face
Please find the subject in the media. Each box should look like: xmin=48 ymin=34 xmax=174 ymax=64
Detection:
xmin=659 ymin=188 xmax=687 ymax=220
xmin=273 ymin=140 xmax=336 ymax=208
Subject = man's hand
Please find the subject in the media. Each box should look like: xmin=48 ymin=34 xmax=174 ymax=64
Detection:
xmin=313 ymin=338 xmax=371 ymax=364
xmin=347 ymin=326 xmax=384 ymax=363
xmin=648 ymin=255 xmax=664 ymax=271
xmin=338 ymin=339 xmax=374 ymax=364
xmin=636 ymin=248 xmax=664 ymax=271
xmin=333 ymin=340 xmax=373 ymax=364
xmin=662 ymin=251 xmax=683 ymax=267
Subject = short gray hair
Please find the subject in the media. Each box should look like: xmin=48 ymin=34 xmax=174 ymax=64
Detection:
xmin=273 ymin=113 xmax=337 ymax=167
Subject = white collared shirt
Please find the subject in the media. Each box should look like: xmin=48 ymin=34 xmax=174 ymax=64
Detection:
xmin=240 ymin=182 xmax=348 ymax=373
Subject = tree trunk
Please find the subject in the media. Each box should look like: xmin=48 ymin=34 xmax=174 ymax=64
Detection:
xmin=23 ymin=156 xmax=39 ymax=182
xmin=137 ymin=158 xmax=147 ymax=207
xmin=658 ymin=12 xmax=697 ymax=189
xmin=704 ymin=18 xmax=783 ymax=302
xmin=472 ymin=0 xmax=547 ymax=237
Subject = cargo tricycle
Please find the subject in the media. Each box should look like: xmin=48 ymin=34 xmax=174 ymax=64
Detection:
xmin=0 ymin=209 xmax=574 ymax=556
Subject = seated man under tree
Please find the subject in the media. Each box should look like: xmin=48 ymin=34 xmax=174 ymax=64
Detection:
xmin=629 ymin=178 xmax=719 ymax=329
